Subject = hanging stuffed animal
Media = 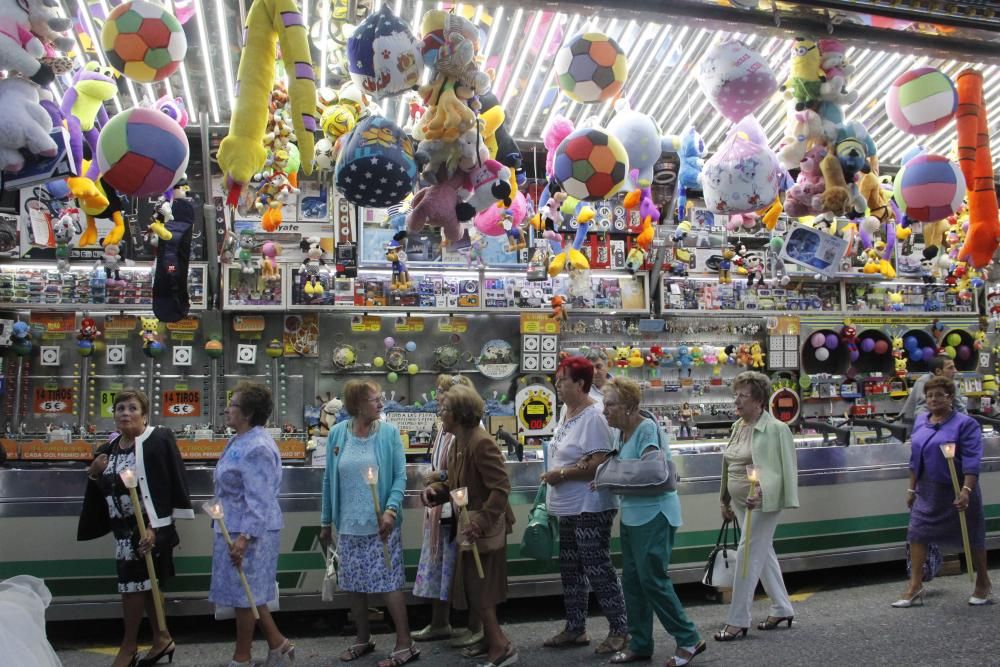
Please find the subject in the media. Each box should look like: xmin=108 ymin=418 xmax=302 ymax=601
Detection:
xmin=548 ymin=207 xmax=593 ymax=277
xmin=782 ymin=37 xmax=825 ymax=111
xmin=148 ymin=197 xmax=174 ymax=245
xmin=97 ymin=242 xmax=124 ymax=286
xmin=217 ymin=0 xmax=317 ymax=203
xmin=456 ymin=159 xmax=512 ymax=220
xmin=675 ymin=126 xmax=704 ymax=221
xmin=152 ymin=194 xmax=194 ymax=322
xmin=818 ymin=39 xmax=857 ymax=104
xmin=406 ymin=168 xmax=467 ymax=243
xmin=777 ymin=108 xmax=823 ymax=171
xmin=60 ymin=63 xmax=119 ymax=199
xmin=784 ymin=145 xmax=827 ymax=218
xmin=52 ymin=209 xmax=77 ymax=271
xmin=0 ymin=76 xmax=60 ymax=174
xmin=955 ymin=69 xmax=1000 ymax=268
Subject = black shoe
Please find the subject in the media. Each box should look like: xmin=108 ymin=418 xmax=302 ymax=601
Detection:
xmin=757 ymin=616 xmax=793 ymax=630
xmin=137 ymin=641 xmax=175 ymax=666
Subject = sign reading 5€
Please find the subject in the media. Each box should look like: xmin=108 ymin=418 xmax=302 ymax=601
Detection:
xmin=162 ymin=390 xmax=202 ymax=417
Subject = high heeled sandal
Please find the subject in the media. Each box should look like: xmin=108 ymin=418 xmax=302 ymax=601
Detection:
xmin=890 ymin=587 xmax=925 ymax=608
xmin=264 ymin=639 xmax=295 ymax=666
xmin=666 ymin=640 xmax=706 ymax=667
xmin=340 ymin=640 xmax=375 ymax=662
xmin=757 ymin=616 xmax=794 ymax=630
xmin=712 ymin=626 xmax=748 ymax=642
xmin=137 ymin=641 xmax=175 ymax=666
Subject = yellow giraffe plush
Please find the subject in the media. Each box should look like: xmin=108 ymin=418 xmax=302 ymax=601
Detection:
xmin=217 ymin=0 xmax=317 ymax=201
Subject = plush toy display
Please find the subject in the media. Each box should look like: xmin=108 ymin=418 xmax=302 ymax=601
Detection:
xmin=955 ymin=69 xmax=1000 ymax=268
xmin=782 ymin=37 xmax=825 ymax=111
xmin=702 ymin=130 xmax=782 ymax=215
xmin=0 ymin=77 xmax=58 ymax=173
xmin=675 ymin=126 xmax=704 ymax=221
xmin=885 ymin=67 xmax=957 ymax=135
xmin=552 ymin=127 xmax=628 ymax=202
xmin=101 ymin=0 xmax=187 ymax=82
xmin=698 ymin=38 xmax=777 ymax=123
xmin=347 ymin=5 xmax=423 ymax=98
xmin=784 ymin=145 xmax=826 ymax=218
xmin=61 ymin=62 xmax=118 ymax=184
xmin=334 ymin=115 xmax=416 ymax=207
xmin=554 ymin=32 xmax=627 ymax=103
xmin=606 ymin=100 xmax=664 ymax=189
xmin=152 ymin=194 xmax=193 ymax=322
xmin=385 ymin=231 xmax=410 ymax=289
xmin=456 ymin=159 xmax=511 ymax=218
xmin=96 ymin=106 xmax=190 ymax=197
xmin=217 ymin=0 xmax=317 ymax=201
xmin=299 ymin=236 xmax=327 ymax=296
xmin=52 ymin=210 xmax=76 ymax=271
xmin=777 ymin=107 xmax=823 ymax=171
xmin=406 ymin=169 xmax=466 ymax=243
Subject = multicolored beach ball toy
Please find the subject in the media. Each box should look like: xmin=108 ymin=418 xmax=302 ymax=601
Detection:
xmin=893 ymin=154 xmax=966 ymax=222
xmin=885 ymin=67 xmax=957 ymax=135
xmin=552 ymin=128 xmax=629 ymax=202
xmin=97 ymin=107 xmax=190 ymax=197
xmin=554 ymin=32 xmax=628 ymax=104
xmin=102 ymin=0 xmax=187 ymax=82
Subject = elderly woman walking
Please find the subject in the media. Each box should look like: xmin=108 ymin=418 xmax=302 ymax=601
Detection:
xmin=715 ymin=371 xmax=799 ymax=641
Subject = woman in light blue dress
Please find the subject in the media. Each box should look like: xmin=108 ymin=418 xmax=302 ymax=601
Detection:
xmin=320 ymin=380 xmax=418 ymax=667
xmin=209 ymin=381 xmax=294 ymax=667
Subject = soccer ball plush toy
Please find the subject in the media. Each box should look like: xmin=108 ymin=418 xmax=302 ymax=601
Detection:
xmin=554 ymin=32 xmax=628 ymax=104
xmin=552 ymin=127 xmax=629 ymax=202
xmin=97 ymin=107 xmax=190 ymax=197
xmin=102 ymin=0 xmax=187 ymax=82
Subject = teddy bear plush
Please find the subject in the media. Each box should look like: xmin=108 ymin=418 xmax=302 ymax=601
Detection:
xmin=0 ymin=77 xmax=57 ymax=173
xmin=818 ymin=153 xmax=852 ymax=216
xmin=777 ymin=107 xmax=823 ymax=171
xmin=784 ymin=145 xmax=827 ymax=218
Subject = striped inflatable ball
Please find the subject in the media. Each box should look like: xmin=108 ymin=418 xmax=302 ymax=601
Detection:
xmin=893 ymin=154 xmax=966 ymax=222
xmin=885 ymin=67 xmax=957 ymax=135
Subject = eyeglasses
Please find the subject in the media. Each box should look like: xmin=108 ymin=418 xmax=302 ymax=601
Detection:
xmin=733 ymin=392 xmax=754 ymax=400
xmin=366 ymin=396 xmax=383 ymax=404
xmin=603 ymin=401 xmax=623 ymax=409
xmin=924 ymin=392 xmax=950 ymax=400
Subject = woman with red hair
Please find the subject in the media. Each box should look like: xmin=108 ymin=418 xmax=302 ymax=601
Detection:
xmin=542 ymin=356 xmax=628 ymax=655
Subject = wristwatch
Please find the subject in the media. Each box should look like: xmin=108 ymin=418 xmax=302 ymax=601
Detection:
xmin=438 ymin=471 xmax=447 ymax=482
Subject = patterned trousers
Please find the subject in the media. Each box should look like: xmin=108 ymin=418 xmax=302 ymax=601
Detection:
xmin=558 ymin=509 xmax=628 ymax=635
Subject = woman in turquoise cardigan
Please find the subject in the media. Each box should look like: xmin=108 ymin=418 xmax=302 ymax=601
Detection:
xmin=602 ymin=377 xmax=705 ymax=667
xmin=715 ymin=371 xmax=799 ymax=642
xmin=319 ymin=380 xmax=418 ymax=667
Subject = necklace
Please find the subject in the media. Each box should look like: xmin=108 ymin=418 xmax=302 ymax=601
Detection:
xmin=565 ymin=401 xmax=592 ymax=422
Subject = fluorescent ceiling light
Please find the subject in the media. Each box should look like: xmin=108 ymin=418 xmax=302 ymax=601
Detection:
xmin=521 ymin=13 xmax=582 ymax=139
xmin=214 ymin=0 xmax=236 ymax=114
xmin=508 ymin=12 xmax=565 ymax=138
xmin=500 ymin=9 xmax=544 ymax=110
xmin=495 ymin=7 xmax=524 ymax=105
xmin=192 ymin=0 xmax=221 ymax=122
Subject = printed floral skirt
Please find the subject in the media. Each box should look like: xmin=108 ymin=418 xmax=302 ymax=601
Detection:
xmin=413 ymin=515 xmax=457 ymax=601
xmin=337 ymin=528 xmax=405 ymax=594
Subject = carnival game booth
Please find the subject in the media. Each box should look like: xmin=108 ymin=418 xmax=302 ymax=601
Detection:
xmin=2 ymin=0 xmax=1000 ymax=618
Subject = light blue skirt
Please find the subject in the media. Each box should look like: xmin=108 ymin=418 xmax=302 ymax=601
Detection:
xmin=337 ymin=528 xmax=405 ymax=593
xmin=208 ymin=530 xmax=280 ymax=608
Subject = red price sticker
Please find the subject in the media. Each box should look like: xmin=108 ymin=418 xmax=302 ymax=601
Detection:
xmin=162 ymin=390 xmax=202 ymax=417
xmin=33 ymin=387 xmax=74 ymax=415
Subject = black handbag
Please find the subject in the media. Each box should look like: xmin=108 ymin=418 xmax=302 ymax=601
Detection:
xmin=702 ymin=517 xmax=740 ymax=588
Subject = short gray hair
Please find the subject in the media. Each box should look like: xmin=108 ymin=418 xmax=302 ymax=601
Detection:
xmin=733 ymin=371 xmax=771 ymax=406
xmin=584 ymin=347 xmax=608 ymax=363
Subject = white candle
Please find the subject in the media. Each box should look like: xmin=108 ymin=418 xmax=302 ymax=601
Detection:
xmin=366 ymin=466 xmax=378 ymax=484
xmin=451 ymin=487 xmax=468 ymax=507
xmin=940 ymin=443 xmax=957 ymax=459
xmin=119 ymin=467 xmax=138 ymax=489
xmin=746 ymin=464 xmax=760 ymax=483
xmin=201 ymin=499 xmax=224 ymax=520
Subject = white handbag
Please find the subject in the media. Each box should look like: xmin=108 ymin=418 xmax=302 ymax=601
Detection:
xmin=321 ymin=547 xmax=339 ymax=601
xmin=702 ymin=518 xmax=740 ymax=589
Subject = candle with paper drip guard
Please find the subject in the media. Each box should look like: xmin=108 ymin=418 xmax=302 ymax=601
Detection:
xmin=451 ymin=487 xmax=485 ymax=579
xmin=939 ymin=443 xmax=975 ymax=581
xmin=202 ymin=498 xmax=260 ymax=619
xmin=119 ymin=467 xmax=167 ymax=629
xmin=366 ymin=467 xmax=392 ymax=569
xmin=742 ymin=464 xmax=760 ymax=578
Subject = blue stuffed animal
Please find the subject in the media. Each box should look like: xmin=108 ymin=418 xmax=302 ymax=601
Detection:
xmin=675 ymin=126 xmax=704 ymax=222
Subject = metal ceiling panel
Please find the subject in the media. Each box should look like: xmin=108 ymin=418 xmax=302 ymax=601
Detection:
xmin=51 ymin=0 xmax=1000 ymax=170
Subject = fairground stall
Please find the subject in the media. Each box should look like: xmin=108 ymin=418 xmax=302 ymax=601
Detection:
xmin=1 ymin=0 xmax=999 ymax=619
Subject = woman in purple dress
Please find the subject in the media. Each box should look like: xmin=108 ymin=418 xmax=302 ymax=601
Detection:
xmin=893 ymin=376 xmax=992 ymax=607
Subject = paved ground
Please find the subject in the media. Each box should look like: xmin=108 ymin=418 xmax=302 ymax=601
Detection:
xmin=49 ymin=559 xmax=1000 ymax=667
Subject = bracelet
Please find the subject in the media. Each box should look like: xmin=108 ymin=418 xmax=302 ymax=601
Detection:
xmin=962 ymin=485 xmax=973 ymax=494
xmin=87 ymin=473 xmax=99 ymax=481
xmin=385 ymin=507 xmax=398 ymax=518
xmin=559 ymin=468 xmax=566 ymax=480
xmin=239 ymin=532 xmax=253 ymax=542
xmin=906 ymin=489 xmax=917 ymax=495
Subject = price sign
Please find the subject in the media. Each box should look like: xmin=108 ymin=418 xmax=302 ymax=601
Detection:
xmin=350 ymin=315 xmax=382 ymax=332
xmin=520 ymin=313 xmax=559 ymax=334
xmin=100 ymin=390 xmax=118 ymax=418
xmin=438 ymin=317 xmax=468 ymax=334
xmin=33 ymin=387 xmax=74 ymax=415
xmin=394 ymin=317 xmax=424 ymax=333
xmin=162 ymin=390 xmax=202 ymax=417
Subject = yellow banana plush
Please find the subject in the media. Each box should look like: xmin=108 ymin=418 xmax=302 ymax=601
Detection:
xmin=217 ymin=0 xmax=317 ymax=202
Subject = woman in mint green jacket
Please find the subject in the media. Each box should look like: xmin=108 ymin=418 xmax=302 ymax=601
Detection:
xmin=715 ymin=371 xmax=799 ymax=642
xmin=319 ymin=380 xmax=418 ymax=667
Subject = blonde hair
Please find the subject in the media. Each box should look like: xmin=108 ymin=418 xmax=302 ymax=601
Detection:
xmin=606 ymin=376 xmax=642 ymax=411
xmin=436 ymin=373 xmax=473 ymax=395
xmin=442 ymin=384 xmax=485 ymax=427
xmin=343 ymin=379 xmax=381 ymax=416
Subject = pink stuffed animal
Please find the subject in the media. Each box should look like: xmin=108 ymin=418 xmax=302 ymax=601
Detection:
xmin=543 ymin=115 xmax=574 ymax=178
xmin=818 ymin=39 xmax=857 ymax=104
xmin=784 ymin=145 xmax=827 ymax=218
xmin=406 ymin=169 xmax=467 ymax=243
